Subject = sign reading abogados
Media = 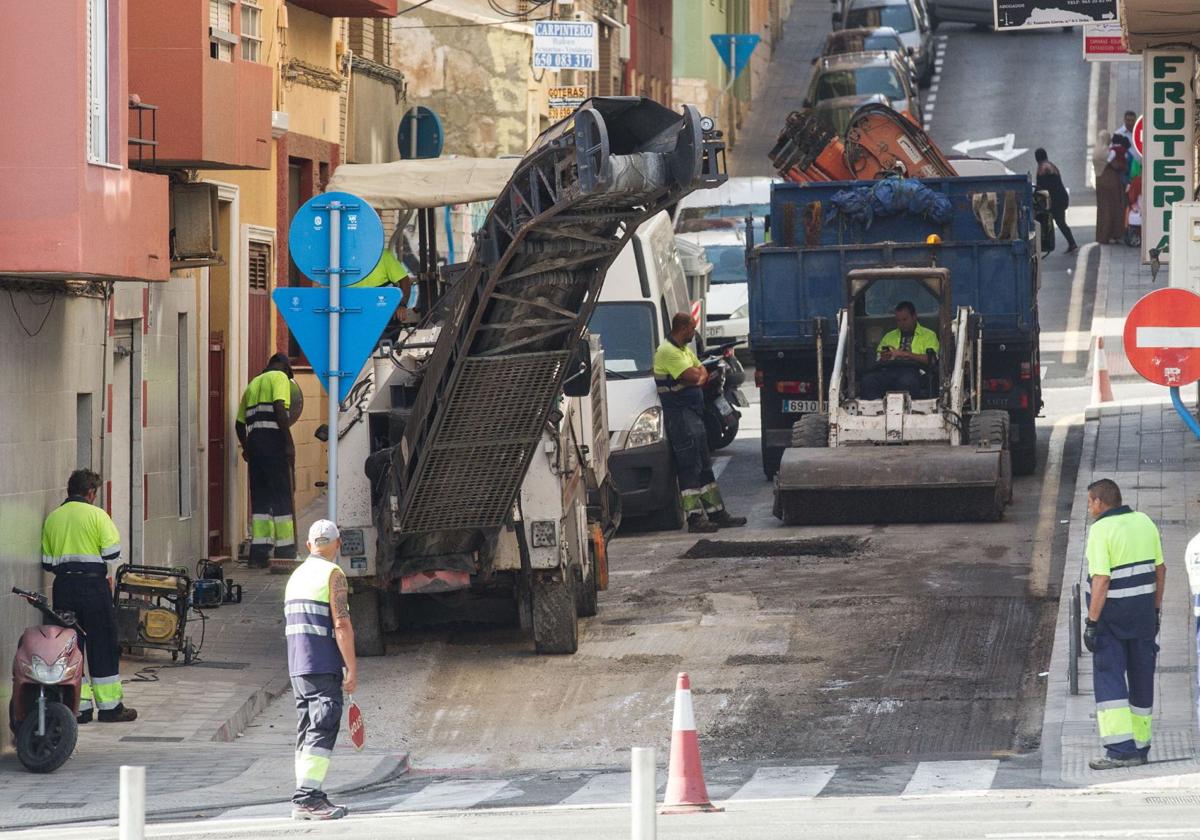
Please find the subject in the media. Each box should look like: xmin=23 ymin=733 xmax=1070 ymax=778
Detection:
xmin=1143 ymin=50 xmax=1196 ymax=265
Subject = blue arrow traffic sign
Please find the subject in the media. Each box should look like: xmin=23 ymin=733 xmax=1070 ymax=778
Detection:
xmin=710 ymin=33 xmax=761 ymax=79
xmin=273 ymin=287 xmax=402 ymax=394
xmin=288 ymin=191 xmax=385 ymax=287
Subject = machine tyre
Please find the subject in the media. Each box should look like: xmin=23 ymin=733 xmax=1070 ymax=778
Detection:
xmin=350 ymin=588 xmax=385 ymax=657
xmin=969 ymin=410 xmax=1012 ymax=519
xmin=533 ymin=574 xmax=579 ymax=654
xmin=574 ymin=556 xmax=599 ymax=618
xmin=15 ymin=702 xmax=77 ymax=773
xmin=791 ymin=413 xmax=830 ymax=448
xmin=1012 ymin=414 xmax=1038 ymax=476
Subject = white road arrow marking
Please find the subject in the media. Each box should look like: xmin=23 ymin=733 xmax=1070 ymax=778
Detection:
xmin=951 ymin=134 xmax=1027 ymax=163
xmin=1136 ymin=327 xmax=1200 ymax=347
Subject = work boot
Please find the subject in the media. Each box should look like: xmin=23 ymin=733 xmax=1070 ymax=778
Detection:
xmin=76 ymin=709 xmax=92 ymax=725
xmin=1088 ymin=755 xmax=1147 ymax=770
xmin=709 ymin=511 xmax=747 ymax=528
xmin=98 ymin=704 xmax=138 ymax=723
xmin=292 ymin=797 xmax=347 ymax=821
xmin=687 ymin=514 xmax=719 ymax=534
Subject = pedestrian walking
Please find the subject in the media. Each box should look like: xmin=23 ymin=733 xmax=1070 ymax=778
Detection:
xmin=654 ymin=312 xmax=747 ymax=533
xmin=1095 ymin=134 xmax=1130 ymax=245
xmin=41 ymin=469 xmax=138 ymax=724
xmin=1034 ymin=149 xmax=1078 ymax=254
xmin=285 ymin=519 xmax=358 ymax=820
xmin=236 ymin=353 xmax=297 ymax=568
xmin=1082 ymin=478 xmax=1164 ymax=770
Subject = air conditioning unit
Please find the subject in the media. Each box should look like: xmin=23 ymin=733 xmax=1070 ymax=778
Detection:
xmin=170 ymin=182 xmax=223 ymax=268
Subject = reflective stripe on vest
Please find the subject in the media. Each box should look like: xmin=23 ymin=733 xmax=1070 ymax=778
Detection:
xmin=284 ymin=556 xmax=345 ymax=677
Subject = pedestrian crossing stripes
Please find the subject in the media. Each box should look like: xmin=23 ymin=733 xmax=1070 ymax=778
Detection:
xmin=212 ymin=758 xmax=1023 ymax=820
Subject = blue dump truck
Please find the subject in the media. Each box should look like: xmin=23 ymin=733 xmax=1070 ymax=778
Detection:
xmin=749 ymin=174 xmax=1042 ymax=523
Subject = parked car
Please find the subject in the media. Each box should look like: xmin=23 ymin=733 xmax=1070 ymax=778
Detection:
xmin=811 ymin=92 xmax=892 ymax=136
xmin=673 ymin=176 xmax=776 ymax=234
xmin=677 ymin=221 xmax=764 ymax=347
xmin=833 ymin=0 xmax=934 ymax=85
xmin=926 ymin=0 xmax=993 ymax=28
xmin=804 ymin=52 xmax=922 ymax=123
xmin=818 ymin=26 xmax=918 ymax=82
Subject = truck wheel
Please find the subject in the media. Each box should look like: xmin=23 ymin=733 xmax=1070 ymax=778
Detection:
xmin=574 ymin=554 xmax=599 ymax=618
xmin=969 ymin=411 xmax=1013 ymax=514
xmin=649 ymin=475 xmax=686 ymax=531
xmin=533 ymin=574 xmax=579 ymax=654
xmin=791 ymin=413 xmax=829 ymax=448
xmin=350 ymin=589 xmax=385 ymax=657
xmin=762 ymin=441 xmax=784 ymax=480
xmin=1012 ymin=415 xmax=1038 ymax=476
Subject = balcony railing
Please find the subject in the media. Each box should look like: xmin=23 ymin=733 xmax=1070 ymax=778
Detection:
xmin=129 ymin=96 xmax=159 ymax=169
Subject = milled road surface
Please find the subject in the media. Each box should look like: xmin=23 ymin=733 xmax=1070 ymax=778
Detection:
xmin=238 ymin=11 xmax=1094 ymax=788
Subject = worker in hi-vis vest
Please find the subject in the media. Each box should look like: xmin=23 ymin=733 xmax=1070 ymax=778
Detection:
xmin=285 ymin=519 xmax=358 ymax=821
xmin=351 ymin=246 xmax=413 ymax=317
xmin=236 ymin=353 xmax=297 ymax=568
xmin=41 ymin=469 xmax=138 ymax=723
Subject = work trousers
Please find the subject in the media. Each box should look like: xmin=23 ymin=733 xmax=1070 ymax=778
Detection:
xmin=292 ymin=673 xmax=343 ymax=805
xmin=1050 ymin=207 xmax=1078 ymax=250
xmin=664 ymin=406 xmax=725 ymax=518
xmin=1093 ymin=629 xmax=1157 ymax=759
xmin=249 ymin=454 xmax=296 ymax=567
xmin=859 ymin=366 xmax=924 ymax=400
xmin=52 ymin=574 xmax=124 ymax=713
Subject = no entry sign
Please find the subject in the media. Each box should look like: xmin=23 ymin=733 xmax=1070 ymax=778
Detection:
xmin=1123 ymin=288 xmax=1200 ymax=386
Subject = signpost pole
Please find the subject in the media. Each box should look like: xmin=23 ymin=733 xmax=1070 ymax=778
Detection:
xmin=327 ymin=202 xmax=342 ymax=521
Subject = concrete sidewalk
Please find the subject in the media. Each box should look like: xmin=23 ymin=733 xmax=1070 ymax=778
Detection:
xmin=0 ymin=557 xmax=406 ymax=831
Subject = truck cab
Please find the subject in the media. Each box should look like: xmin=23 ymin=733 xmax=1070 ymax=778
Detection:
xmin=590 ymin=210 xmax=693 ymax=530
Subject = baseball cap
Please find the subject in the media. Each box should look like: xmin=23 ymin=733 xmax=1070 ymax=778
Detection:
xmin=308 ymin=519 xmax=340 ymax=546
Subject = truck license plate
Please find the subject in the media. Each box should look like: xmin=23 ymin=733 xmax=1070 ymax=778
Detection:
xmin=782 ymin=399 xmax=818 ymax=414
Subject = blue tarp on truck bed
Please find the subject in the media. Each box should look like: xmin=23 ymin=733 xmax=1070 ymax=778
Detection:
xmin=750 ymin=175 xmax=1037 ymax=350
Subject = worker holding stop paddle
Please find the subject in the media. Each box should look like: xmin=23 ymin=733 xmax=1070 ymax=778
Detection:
xmin=283 ymin=519 xmax=361 ymax=821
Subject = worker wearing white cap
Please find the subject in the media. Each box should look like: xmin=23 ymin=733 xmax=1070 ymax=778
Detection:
xmin=283 ymin=519 xmax=359 ymax=820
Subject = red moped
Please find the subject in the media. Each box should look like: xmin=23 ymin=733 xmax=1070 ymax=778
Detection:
xmin=9 ymin=587 xmax=85 ymax=772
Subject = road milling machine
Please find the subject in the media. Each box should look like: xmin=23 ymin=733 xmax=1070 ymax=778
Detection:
xmin=328 ymin=97 xmax=726 ymax=654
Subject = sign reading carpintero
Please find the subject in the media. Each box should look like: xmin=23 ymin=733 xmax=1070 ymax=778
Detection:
xmin=993 ymin=0 xmax=1116 ymax=30
xmin=1142 ymin=49 xmax=1196 ymax=265
xmin=533 ymin=21 xmax=598 ymax=70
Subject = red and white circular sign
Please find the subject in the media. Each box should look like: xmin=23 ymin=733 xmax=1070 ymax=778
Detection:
xmin=1133 ymin=114 xmax=1144 ymax=158
xmin=1123 ymin=288 xmax=1200 ymax=387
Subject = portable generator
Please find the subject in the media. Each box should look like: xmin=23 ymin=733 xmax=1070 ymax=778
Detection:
xmin=114 ymin=564 xmax=195 ymax=664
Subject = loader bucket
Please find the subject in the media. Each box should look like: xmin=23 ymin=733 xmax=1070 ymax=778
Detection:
xmin=773 ymin=446 xmax=1009 ymax=526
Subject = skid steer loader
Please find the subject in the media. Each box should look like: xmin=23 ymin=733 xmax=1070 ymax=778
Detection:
xmin=774 ymin=267 xmax=1012 ymax=525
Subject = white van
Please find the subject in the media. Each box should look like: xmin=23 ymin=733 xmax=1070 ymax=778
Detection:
xmin=589 ymin=210 xmax=692 ymax=529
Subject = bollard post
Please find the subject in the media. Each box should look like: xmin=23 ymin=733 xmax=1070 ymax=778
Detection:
xmin=631 ymin=747 xmax=656 ymax=840
xmin=119 ymin=765 xmax=146 ymax=840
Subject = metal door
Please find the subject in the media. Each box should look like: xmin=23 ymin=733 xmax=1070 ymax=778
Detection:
xmin=208 ymin=333 xmax=227 ymax=556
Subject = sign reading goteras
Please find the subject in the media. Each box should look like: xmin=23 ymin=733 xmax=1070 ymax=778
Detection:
xmin=1142 ymin=50 xmax=1196 ymax=265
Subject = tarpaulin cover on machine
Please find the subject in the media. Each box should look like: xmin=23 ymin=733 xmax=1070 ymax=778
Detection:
xmin=326 ymin=157 xmax=520 ymax=211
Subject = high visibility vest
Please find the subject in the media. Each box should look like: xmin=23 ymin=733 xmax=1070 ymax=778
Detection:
xmin=284 ymin=555 xmax=346 ymax=677
xmin=653 ymin=338 xmax=704 ymax=412
xmin=351 ymin=248 xmax=410 ymax=289
xmin=877 ymin=323 xmax=940 ymax=358
xmin=237 ymin=369 xmax=291 ymax=455
xmin=41 ymin=498 xmax=122 ymax=575
xmin=1086 ymin=506 xmax=1163 ymax=639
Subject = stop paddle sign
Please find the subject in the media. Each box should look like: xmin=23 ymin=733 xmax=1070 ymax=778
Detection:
xmin=1123 ymin=288 xmax=1200 ymax=386
xmin=1133 ymin=114 xmax=1143 ymax=158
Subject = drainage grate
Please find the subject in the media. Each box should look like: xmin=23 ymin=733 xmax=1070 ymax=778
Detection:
xmin=120 ymin=735 xmax=185 ymax=743
xmin=683 ymin=536 xmax=869 ymax=559
xmin=20 ymin=802 xmax=86 ymax=810
xmin=1146 ymin=796 xmax=1200 ymax=806
xmin=191 ymin=660 xmax=250 ymax=670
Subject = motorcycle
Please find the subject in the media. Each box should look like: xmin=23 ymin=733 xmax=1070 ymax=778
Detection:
xmin=701 ymin=342 xmax=748 ymax=451
xmin=9 ymin=587 xmax=85 ymax=773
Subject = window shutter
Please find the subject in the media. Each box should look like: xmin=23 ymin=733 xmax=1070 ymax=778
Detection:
xmin=248 ymin=241 xmax=271 ymax=291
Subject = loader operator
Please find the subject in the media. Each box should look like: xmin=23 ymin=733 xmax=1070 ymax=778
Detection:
xmin=236 ymin=353 xmax=298 ymax=569
xmin=654 ymin=312 xmax=747 ymax=534
xmin=1082 ymin=478 xmax=1164 ymax=771
xmin=285 ymin=519 xmax=358 ymax=820
xmin=859 ymin=301 xmax=940 ymax=400
xmin=41 ymin=469 xmax=138 ymax=724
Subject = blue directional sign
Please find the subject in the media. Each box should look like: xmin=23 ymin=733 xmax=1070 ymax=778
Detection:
xmin=710 ymin=34 xmax=761 ymax=79
xmin=273 ymin=287 xmax=402 ymax=394
xmin=288 ymin=192 xmax=384 ymax=287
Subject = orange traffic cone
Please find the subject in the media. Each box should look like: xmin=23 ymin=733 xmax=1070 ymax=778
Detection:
xmin=1092 ymin=336 xmax=1114 ymax=405
xmin=660 ymin=672 xmax=723 ymax=814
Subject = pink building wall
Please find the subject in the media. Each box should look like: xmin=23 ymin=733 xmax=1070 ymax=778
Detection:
xmin=0 ymin=0 xmax=168 ymax=282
